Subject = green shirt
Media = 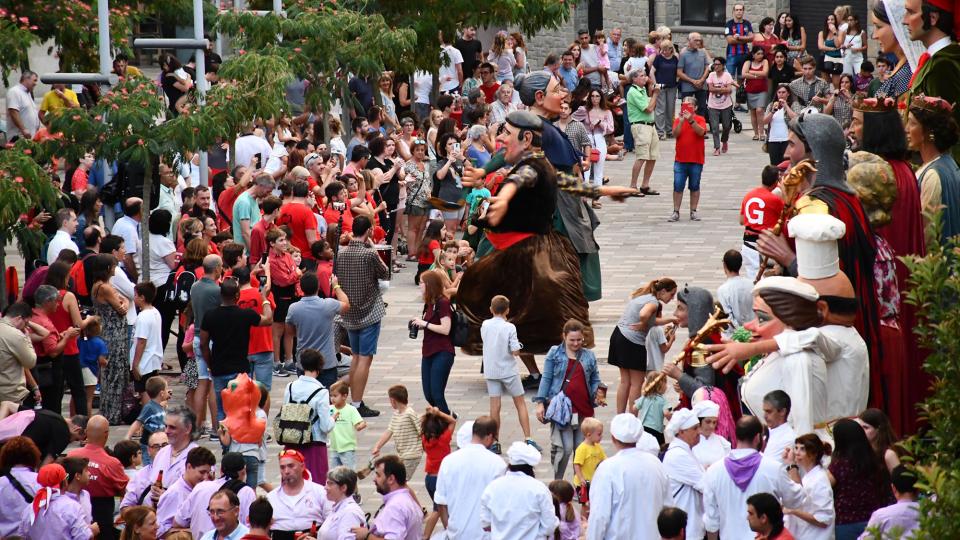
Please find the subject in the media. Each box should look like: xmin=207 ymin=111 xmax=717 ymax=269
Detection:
xmin=232 ymin=190 xmax=261 ymax=245
xmin=627 ymin=85 xmax=653 ymax=124
xmin=328 ymin=403 xmax=364 ymax=452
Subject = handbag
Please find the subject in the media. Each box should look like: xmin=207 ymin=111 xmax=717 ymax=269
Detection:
xmin=544 ymin=359 xmax=578 ymax=426
xmin=587 ymin=111 xmax=601 ymax=163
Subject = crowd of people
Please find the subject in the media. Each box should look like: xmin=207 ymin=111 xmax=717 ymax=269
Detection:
xmin=2 ymin=0 xmax=960 ymax=538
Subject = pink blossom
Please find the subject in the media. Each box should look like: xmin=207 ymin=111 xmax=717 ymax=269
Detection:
xmin=14 ymin=177 xmax=23 ymax=183
xmin=23 ymin=149 xmax=32 ymax=155
xmin=18 ymin=16 xmax=28 ymax=23
xmin=238 ymin=49 xmax=246 ymax=55
xmin=294 ymin=47 xmax=302 ymax=53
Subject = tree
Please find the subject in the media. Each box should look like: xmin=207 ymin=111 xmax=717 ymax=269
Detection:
xmin=900 ymin=217 xmax=960 ymax=539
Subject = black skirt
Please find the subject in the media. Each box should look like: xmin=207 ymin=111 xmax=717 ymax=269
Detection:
xmin=607 ymin=326 xmax=648 ymax=371
xmin=272 ymin=283 xmax=298 ymax=322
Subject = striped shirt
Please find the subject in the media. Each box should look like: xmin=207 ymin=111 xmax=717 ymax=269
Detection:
xmin=388 ymin=407 xmax=423 ymax=460
xmin=725 ymin=19 xmax=754 ymax=57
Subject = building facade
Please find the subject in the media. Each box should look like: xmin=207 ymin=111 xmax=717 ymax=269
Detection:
xmin=523 ymin=0 xmax=871 ymax=68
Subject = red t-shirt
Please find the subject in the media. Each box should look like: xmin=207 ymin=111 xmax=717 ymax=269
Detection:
xmin=71 ymin=168 xmax=89 ymax=194
xmin=237 ymin=287 xmax=275 ymax=354
xmin=249 ymin=219 xmax=274 ymax=265
xmin=419 ymin=240 xmax=441 ymax=265
xmin=278 ymin=202 xmax=319 ymax=258
xmin=322 ymin=201 xmax=355 ymax=235
xmin=67 ymin=443 xmax=129 ymax=497
xmin=564 ymin=359 xmax=595 ymax=418
xmin=218 ymin=187 xmax=243 ymax=230
xmin=740 ymin=187 xmax=785 ymax=234
xmin=480 ymin=82 xmax=500 ymax=104
xmin=316 ymin=260 xmax=334 ymax=297
xmin=672 ymin=115 xmax=707 ymax=164
xmin=423 ymin=426 xmax=453 ymax=475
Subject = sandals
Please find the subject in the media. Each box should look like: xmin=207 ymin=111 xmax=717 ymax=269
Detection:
xmin=639 ymin=187 xmax=660 ymax=196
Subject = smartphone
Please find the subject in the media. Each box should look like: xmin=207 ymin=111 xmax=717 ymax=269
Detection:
xmin=453 ymin=142 xmax=461 ymax=155
xmin=260 ymin=252 xmax=268 ymax=265
xmin=254 ymin=153 xmax=262 ymax=170
xmin=680 ymin=103 xmax=694 ymax=115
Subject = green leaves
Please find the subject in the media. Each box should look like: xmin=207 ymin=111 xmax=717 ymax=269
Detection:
xmin=0 ymin=142 xmax=60 ymax=234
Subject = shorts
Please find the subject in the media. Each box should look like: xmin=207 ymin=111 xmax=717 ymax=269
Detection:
xmin=402 ymin=456 xmax=421 ymax=480
xmin=425 ymin=474 xmax=439 ymax=509
xmin=441 ymin=207 xmax=464 ymax=221
xmin=347 ymin=321 xmax=381 ymax=356
xmin=81 ymin=367 xmax=97 ymax=386
xmin=631 ymin=123 xmax=660 ymax=161
xmin=272 ymin=284 xmax=298 ymax=323
xmin=134 ymin=370 xmax=160 ymax=393
xmin=329 ymin=449 xmax=357 ymax=469
xmin=823 ymin=58 xmax=844 ymax=75
xmin=485 ymin=375 xmax=524 ymax=398
xmin=183 ymin=357 xmax=199 ymax=390
xmin=405 ymin=204 xmax=430 ymax=217
xmin=194 ymin=334 xmax=211 ymax=381
xmin=673 ymin=162 xmax=703 ymax=193
xmin=249 ymin=351 xmax=274 ymax=391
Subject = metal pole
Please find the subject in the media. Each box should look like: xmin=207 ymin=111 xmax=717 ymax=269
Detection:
xmin=98 ymin=0 xmax=113 ymax=194
xmin=194 ymin=0 xmax=209 ymax=187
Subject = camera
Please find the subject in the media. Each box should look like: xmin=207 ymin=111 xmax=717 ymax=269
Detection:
xmin=332 ymin=201 xmax=346 ymax=211
xmin=408 ymin=320 xmax=420 ymax=339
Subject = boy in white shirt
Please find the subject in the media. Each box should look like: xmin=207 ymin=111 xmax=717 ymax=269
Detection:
xmin=131 ymin=282 xmax=164 ymax=405
xmin=480 ymin=295 xmax=538 ymax=454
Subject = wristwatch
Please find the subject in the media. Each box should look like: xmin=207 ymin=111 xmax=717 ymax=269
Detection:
xmin=786 ymin=464 xmax=799 ymax=472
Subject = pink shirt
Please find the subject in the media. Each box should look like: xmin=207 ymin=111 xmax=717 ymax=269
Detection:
xmin=120 ymin=442 xmax=199 ymax=509
xmin=707 ymin=71 xmax=736 ymax=110
xmin=17 ymin=491 xmax=92 ymax=540
xmin=0 ymin=466 xmax=39 ymax=537
xmin=156 ymin=477 xmax=194 ymax=536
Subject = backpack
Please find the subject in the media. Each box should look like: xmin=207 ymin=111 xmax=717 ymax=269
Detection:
xmin=449 ymin=305 xmax=469 ymax=347
xmin=273 ymin=384 xmax=324 ymax=445
xmin=167 ymin=265 xmax=197 ymax=311
xmin=68 ymin=255 xmax=93 ymax=305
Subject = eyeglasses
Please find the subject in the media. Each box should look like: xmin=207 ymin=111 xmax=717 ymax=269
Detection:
xmin=149 ymin=442 xmax=169 ymax=450
xmin=413 ymin=138 xmax=426 ymax=144
xmin=207 ymin=506 xmax=237 ymax=517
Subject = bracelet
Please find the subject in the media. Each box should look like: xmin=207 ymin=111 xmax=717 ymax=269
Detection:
xmin=262 ymin=301 xmax=271 ymax=306
xmin=786 ymin=464 xmax=799 ymax=472
xmin=333 ymin=284 xmax=342 ymax=290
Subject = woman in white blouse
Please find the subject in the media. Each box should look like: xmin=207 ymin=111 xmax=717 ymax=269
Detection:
xmin=691 ymin=399 xmax=731 ymax=468
xmin=783 ymin=433 xmax=836 ymax=540
xmin=318 ymin=466 xmax=365 ymax=540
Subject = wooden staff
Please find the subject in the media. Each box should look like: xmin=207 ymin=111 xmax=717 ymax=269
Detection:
xmin=643 ymin=306 xmax=731 ymax=395
xmin=754 ymin=159 xmax=818 ymax=283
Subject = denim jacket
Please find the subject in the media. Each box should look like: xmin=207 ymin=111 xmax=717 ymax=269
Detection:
xmin=534 ymin=345 xmax=602 ymax=405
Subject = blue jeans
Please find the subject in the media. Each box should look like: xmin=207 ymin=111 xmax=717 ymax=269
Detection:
xmin=421 ymin=351 xmax=455 ymax=414
xmin=248 ymin=352 xmax=274 ymax=391
xmin=835 ymin=522 xmax=868 ymax=540
xmin=212 ymin=373 xmax=239 ymax=421
xmin=673 ymin=162 xmax=703 ymax=193
xmin=329 ymin=450 xmax=357 ymax=469
xmin=727 ymin=53 xmax=747 ymax=81
xmin=242 ymin=455 xmax=259 ymax=489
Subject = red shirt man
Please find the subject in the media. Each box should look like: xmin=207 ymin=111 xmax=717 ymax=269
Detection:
xmin=68 ymin=441 xmax=129 ymax=498
xmin=237 ymin=277 xmax=276 ymax=359
xmin=277 ymin=185 xmax=320 ymax=260
xmin=740 ymin=186 xmax=785 ymax=234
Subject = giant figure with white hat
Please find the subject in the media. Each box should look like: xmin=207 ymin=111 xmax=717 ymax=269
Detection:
xmin=478 ymin=441 xmax=558 ymax=540
xmin=587 ymin=414 xmax=672 ymax=540
xmin=662 ymin=409 xmax=707 ymax=540
xmin=738 ymin=277 xmax=829 ymax=436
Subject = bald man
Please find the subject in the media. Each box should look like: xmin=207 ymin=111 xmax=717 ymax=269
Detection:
xmin=69 ymin=415 xmax=130 ymax=540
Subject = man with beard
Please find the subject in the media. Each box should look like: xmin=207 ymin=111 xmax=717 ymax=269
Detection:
xmin=265 ymin=450 xmax=332 ymax=540
xmin=351 ymin=455 xmax=423 ymax=540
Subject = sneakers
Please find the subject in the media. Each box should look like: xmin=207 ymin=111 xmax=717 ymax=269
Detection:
xmin=690 ymin=210 xmax=701 ymax=221
xmin=490 ymin=441 xmax=502 ymax=454
xmin=522 ymin=374 xmax=542 ymax=390
xmin=525 ymin=438 xmax=543 ymax=452
xmin=668 ymin=210 xmax=680 ymax=222
xmin=273 ymin=364 xmax=291 ymax=378
xmin=357 ymin=402 xmax=381 ymax=418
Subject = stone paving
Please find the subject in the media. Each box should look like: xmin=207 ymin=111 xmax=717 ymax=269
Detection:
xmin=28 ymin=119 xmax=769 ymax=520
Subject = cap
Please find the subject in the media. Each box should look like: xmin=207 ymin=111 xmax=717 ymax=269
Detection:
xmin=753 ymin=276 xmax=819 ymax=302
xmin=610 ymin=413 xmax=643 ymax=443
xmin=788 ymin=213 xmax=846 ymax=279
xmin=456 ymin=421 xmax=475 ymax=448
xmin=505 ymin=110 xmax=543 ymax=132
xmin=665 ymin=408 xmax=699 ymax=437
xmin=221 ymin=452 xmax=246 ymax=475
xmin=506 ymin=441 xmax=541 ymax=466
xmin=693 ymin=399 xmax=720 ymax=419
xmin=637 ymin=430 xmax=661 ymax=456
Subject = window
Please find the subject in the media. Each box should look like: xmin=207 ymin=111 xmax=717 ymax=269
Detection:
xmin=681 ymin=0 xmax=727 ymax=27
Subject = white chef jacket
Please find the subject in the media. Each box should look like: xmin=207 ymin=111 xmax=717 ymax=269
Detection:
xmin=663 ymin=438 xmax=706 ymax=539
xmin=266 ymin=480 xmax=333 ymax=533
xmin=478 ymin=471 xmax=559 ymax=540
xmin=693 ymin=433 xmax=731 ymax=469
xmin=702 ymin=448 xmax=805 ymax=539
xmin=764 ymin=422 xmax=797 ymax=464
xmin=587 ymin=447 xmax=672 ymax=540
xmin=775 ymin=325 xmax=869 ymax=422
xmin=786 ymin=465 xmax=835 ymax=540
xmin=435 ymin=443 xmax=507 ymax=539
xmin=741 ymin=333 xmax=829 ymax=435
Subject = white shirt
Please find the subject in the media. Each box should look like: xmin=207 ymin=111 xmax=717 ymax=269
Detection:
xmin=130 ymin=306 xmax=163 ymax=374
xmin=928 ymin=36 xmax=952 ymax=57
xmin=479 ymin=471 xmax=559 ymax=540
xmin=283 ymin=376 xmax=335 ymax=443
xmin=6 ymin=83 xmax=39 ymax=140
xmin=435 ymin=442 xmax=507 ymax=539
xmin=413 ymin=71 xmax=433 ymax=104
xmin=663 ymin=438 xmax=706 ymax=539
xmin=693 ymin=433 xmax=731 ymax=469
xmin=786 ymin=465 xmax=835 ymax=540
xmin=46 ymin=230 xmax=79 ymax=265
xmin=174 ymin=477 xmax=256 ymax=540
xmin=234 ymin=134 xmax=273 ymax=171
xmin=157 ymin=185 xmax=180 ymax=239
xmin=579 ymin=45 xmax=602 ymax=86
xmin=587 ymin=447 xmax=672 ymax=540
xmin=716 ymin=276 xmax=755 ymax=329
xmin=439 ymin=46 xmax=464 ymax=92
xmin=267 ymin=480 xmax=333 ymax=532
xmin=764 ymin=422 xmax=797 ymax=464
xmin=702 ymin=448 xmax=805 ymax=539
xmin=645 ymin=325 xmax=667 ymax=371
xmin=740 ymin=331 xmax=829 ymax=435
xmin=146 ymin=233 xmax=176 ymax=287
xmin=111 ymin=266 xmax=137 ymax=326
xmin=199 ymin=523 xmax=249 ymax=540
xmin=775 ymin=325 xmax=869 ymax=422
xmin=111 ymin=216 xmax=141 ymax=274
xmin=480 ymin=316 xmax=522 ymax=380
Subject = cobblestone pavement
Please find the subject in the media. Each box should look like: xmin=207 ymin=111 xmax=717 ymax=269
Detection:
xmin=30 ymin=123 xmax=769 ymax=519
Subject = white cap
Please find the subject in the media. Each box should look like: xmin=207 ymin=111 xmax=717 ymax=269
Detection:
xmin=506 ymin=441 xmax=541 ymax=466
xmin=637 ymin=431 xmax=661 ymax=456
xmin=753 ymin=276 xmax=819 ymax=302
xmin=693 ymin=400 xmax=720 ymax=419
xmin=788 ymin=213 xmax=846 ymax=279
xmin=610 ymin=413 xmax=643 ymax=443
xmin=456 ymin=421 xmax=474 ymax=448
xmin=666 ymin=408 xmax=700 ymax=437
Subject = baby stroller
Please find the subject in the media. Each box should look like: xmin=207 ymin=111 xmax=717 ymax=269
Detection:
xmin=731 ymin=111 xmax=743 ymax=133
